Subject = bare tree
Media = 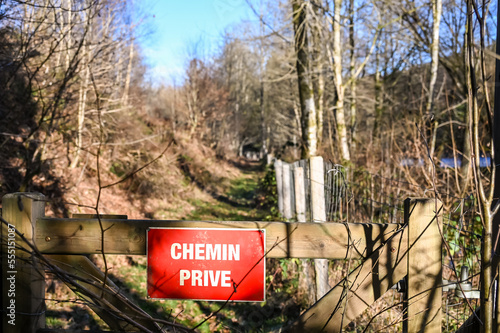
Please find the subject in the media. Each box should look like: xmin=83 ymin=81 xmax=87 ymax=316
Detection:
xmin=428 ymin=0 xmax=443 ymax=164
xmin=331 ymin=0 xmax=350 ymax=161
xmin=464 ymin=0 xmax=499 ymax=330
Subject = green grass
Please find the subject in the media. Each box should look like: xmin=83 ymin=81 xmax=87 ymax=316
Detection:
xmin=45 ymin=304 xmax=109 ymax=331
xmin=185 ymin=172 xmax=265 ymax=221
xmin=184 ymin=198 xmax=260 ymax=221
xmin=46 ymin=316 xmax=66 ymax=328
xmin=227 ymin=174 xmax=260 ymax=205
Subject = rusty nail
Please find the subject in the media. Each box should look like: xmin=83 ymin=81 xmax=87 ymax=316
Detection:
xmin=391 ymin=247 xmax=396 ymax=253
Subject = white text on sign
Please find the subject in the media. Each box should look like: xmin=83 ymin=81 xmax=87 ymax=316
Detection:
xmin=171 ymin=243 xmax=240 ymax=287
xmin=179 ymin=269 xmax=232 ymax=287
xmin=171 ymin=243 xmax=240 ymax=261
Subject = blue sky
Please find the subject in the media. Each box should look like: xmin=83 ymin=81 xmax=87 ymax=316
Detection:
xmin=138 ymin=0 xmax=253 ymax=85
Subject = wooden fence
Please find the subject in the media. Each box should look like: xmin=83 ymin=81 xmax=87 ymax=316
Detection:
xmin=1 ymin=189 xmax=443 ymax=332
xmin=274 ymin=157 xmax=331 ymax=301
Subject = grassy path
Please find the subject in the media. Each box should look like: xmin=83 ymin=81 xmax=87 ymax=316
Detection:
xmin=185 ymin=168 xmax=265 ymax=221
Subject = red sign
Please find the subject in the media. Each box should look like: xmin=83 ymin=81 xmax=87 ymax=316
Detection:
xmin=147 ymin=228 xmax=266 ymax=301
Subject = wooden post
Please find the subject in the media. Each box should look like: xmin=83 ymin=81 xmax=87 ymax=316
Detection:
xmin=294 ymin=167 xmax=306 ymax=223
xmin=310 ymin=156 xmax=329 ymax=300
xmin=267 ymin=153 xmax=274 ymax=165
xmin=275 ymin=159 xmax=284 ymax=217
xmin=310 ymin=157 xmax=326 ymax=223
xmin=283 ymin=163 xmax=293 ymax=220
xmin=404 ymin=198 xmax=442 ymax=333
xmin=294 ymin=166 xmax=316 ymax=305
xmin=2 ymin=193 xmax=46 ymax=332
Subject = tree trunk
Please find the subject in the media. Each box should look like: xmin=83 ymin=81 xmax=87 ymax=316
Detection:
xmin=292 ymin=0 xmax=318 ymax=158
xmin=70 ymin=6 xmax=91 ymax=169
xmin=172 ymin=80 xmax=177 ymax=134
xmin=260 ymin=79 xmax=267 ymax=156
xmin=311 ymin=4 xmax=324 ymax=149
xmin=292 ymin=0 xmax=322 ymax=305
xmin=72 ymin=65 xmax=89 ymax=168
xmin=427 ymin=0 xmax=442 ymax=162
xmin=348 ymin=0 xmax=356 ymax=152
xmin=460 ymin=118 xmax=472 ymax=193
xmin=465 ymin=1 xmax=492 ymax=330
xmin=493 ymin=1 xmax=500 ymax=329
xmin=373 ymin=46 xmax=383 ymax=142
xmin=259 ymin=12 xmax=268 ymax=157
xmin=291 ymin=87 xmax=303 ymax=140
xmin=65 ymin=0 xmax=72 ymax=72
xmin=122 ymin=41 xmax=134 ymax=106
xmin=333 ymin=0 xmax=350 ymax=161
xmin=55 ymin=3 xmax=62 ymax=68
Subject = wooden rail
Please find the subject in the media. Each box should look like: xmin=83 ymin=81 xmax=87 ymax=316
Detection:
xmin=36 ymin=218 xmax=400 ymax=259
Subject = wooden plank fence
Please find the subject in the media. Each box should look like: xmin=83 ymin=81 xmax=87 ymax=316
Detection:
xmin=274 ymin=156 xmax=337 ymax=301
xmin=1 ymin=182 xmax=443 ymax=331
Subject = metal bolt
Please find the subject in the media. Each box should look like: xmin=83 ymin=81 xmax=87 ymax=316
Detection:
xmin=45 ymin=236 xmax=51 ymax=242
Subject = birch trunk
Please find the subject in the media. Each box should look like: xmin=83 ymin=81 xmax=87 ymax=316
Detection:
xmin=333 ymin=0 xmax=350 ymax=161
xmin=70 ymin=5 xmax=91 ymax=169
xmin=116 ymin=46 xmax=123 ymax=89
xmin=122 ymin=41 xmax=134 ymax=106
xmin=172 ymin=87 xmax=177 ymax=134
xmin=311 ymin=5 xmax=324 ymax=149
xmin=260 ymin=79 xmax=267 ymax=155
xmin=55 ymin=3 xmax=62 ymax=68
xmin=373 ymin=46 xmax=382 ymax=142
xmin=428 ymin=0 xmax=442 ymax=162
xmin=426 ymin=0 xmax=442 ymax=116
xmin=65 ymin=0 xmax=72 ymax=72
xmin=259 ymin=12 xmax=268 ymax=156
xmin=70 ymin=65 xmax=90 ymax=169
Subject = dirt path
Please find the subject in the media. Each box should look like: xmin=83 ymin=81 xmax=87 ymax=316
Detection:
xmin=184 ymin=160 xmax=266 ymax=221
